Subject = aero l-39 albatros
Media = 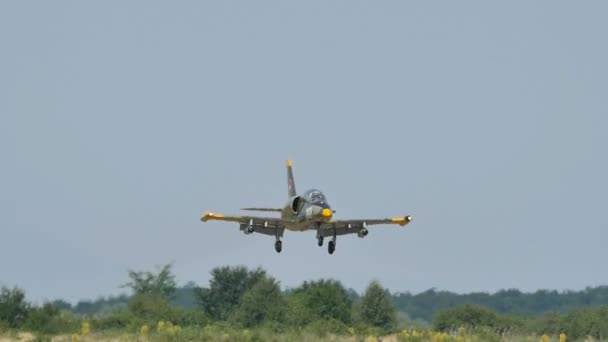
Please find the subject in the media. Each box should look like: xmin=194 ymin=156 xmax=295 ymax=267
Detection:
xmin=201 ymin=161 xmax=413 ymax=254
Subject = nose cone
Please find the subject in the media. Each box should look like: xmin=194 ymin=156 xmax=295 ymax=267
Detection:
xmin=322 ymin=208 xmax=333 ymax=219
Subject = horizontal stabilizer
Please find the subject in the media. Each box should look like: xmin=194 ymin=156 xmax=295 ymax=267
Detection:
xmin=240 ymin=208 xmax=283 ymax=212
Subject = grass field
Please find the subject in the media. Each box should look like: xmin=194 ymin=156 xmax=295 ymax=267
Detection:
xmin=0 ymin=327 xmax=576 ymax=342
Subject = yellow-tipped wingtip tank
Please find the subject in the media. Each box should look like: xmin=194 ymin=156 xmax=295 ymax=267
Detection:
xmin=392 ymin=215 xmax=413 ymax=226
xmin=201 ymin=211 xmax=224 ymax=222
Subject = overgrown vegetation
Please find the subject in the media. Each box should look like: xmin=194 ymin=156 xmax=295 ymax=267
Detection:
xmin=3 ymin=264 xmax=608 ymax=341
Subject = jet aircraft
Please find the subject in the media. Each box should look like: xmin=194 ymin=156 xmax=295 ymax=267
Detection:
xmin=200 ymin=160 xmax=413 ymax=254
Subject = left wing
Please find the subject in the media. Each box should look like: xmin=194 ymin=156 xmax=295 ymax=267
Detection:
xmin=317 ymin=215 xmax=413 ymax=237
xmin=201 ymin=211 xmax=287 ymax=237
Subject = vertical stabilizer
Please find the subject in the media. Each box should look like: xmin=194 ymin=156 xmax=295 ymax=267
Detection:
xmin=287 ymin=160 xmax=297 ymax=198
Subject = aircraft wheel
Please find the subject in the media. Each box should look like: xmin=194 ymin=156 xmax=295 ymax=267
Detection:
xmin=328 ymin=240 xmax=335 ymax=255
xmin=317 ymin=236 xmax=324 ymax=247
xmin=275 ymin=240 xmax=282 ymax=253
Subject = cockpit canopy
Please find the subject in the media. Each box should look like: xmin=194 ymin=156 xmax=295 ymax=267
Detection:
xmin=302 ymin=189 xmax=330 ymax=207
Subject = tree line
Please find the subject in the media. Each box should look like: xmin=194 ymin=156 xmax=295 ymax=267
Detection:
xmin=58 ymin=268 xmax=608 ymax=323
xmin=3 ymin=264 xmax=608 ymax=339
xmin=1 ymin=264 xmax=397 ymax=336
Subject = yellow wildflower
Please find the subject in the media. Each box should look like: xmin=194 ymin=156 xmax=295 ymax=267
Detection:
xmin=433 ymin=332 xmax=450 ymax=342
xmin=140 ymin=324 xmax=149 ymax=335
xmin=560 ymin=333 xmax=566 ymax=342
xmin=368 ymin=336 xmax=378 ymax=342
xmin=81 ymin=321 xmax=91 ymax=336
xmin=541 ymin=334 xmax=550 ymax=342
xmin=71 ymin=334 xmax=79 ymax=342
xmin=157 ymin=320 xmax=165 ymax=333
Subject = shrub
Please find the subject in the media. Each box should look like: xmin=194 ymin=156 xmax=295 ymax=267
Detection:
xmin=433 ymin=304 xmax=521 ymax=332
xmin=0 ymin=286 xmax=29 ymax=328
xmin=305 ymin=318 xmax=350 ymax=336
xmin=93 ymin=310 xmax=140 ymax=331
xmin=231 ymin=276 xmax=285 ymax=328
xmin=286 ymin=279 xmax=353 ymax=326
xmin=24 ymin=303 xmax=77 ymax=334
xmin=357 ymin=281 xmax=397 ymax=332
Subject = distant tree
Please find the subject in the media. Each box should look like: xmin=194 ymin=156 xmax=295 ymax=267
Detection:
xmin=121 ymin=263 xmax=177 ymax=299
xmin=358 ymin=281 xmax=397 ymax=331
xmin=171 ymin=281 xmax=199 ymax=310
xmin=232 ymin=275 xmax=285 ymax=327
xmin=50 ymin=299 xmax=72 ymax=311
xmin=197 ymin=265 xmax=267 ymax=321
xmin=433 ymin=304 xmax=522 ymax=332
xmin=72 ymin=295 xmax=129 ymax=315
xmin=562 ymin=306 xmax=608 ymax=340
xmin=393 ymin=285 xmax=608 ymax=322
xmin=286 ymin=279 xmax=353 ymax=326
xmin=0 ymin=286 xmax=29 ymax=328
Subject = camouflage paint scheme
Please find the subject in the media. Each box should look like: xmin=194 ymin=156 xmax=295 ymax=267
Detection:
xmin=201 ymin=160 xmax=413 ymax=254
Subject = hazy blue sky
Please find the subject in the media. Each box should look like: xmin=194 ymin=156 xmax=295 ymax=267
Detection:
xmin=1 ymin=1 xmax=607 ymax=304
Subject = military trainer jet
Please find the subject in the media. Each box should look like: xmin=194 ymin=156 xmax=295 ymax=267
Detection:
xmin=200 ymin=160 xmax=413 ymax=254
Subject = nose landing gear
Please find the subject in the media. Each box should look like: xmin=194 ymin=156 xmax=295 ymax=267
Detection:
xmin=274 ymin=240 xmax=282 ymax=253
xmin=317 ymin=236 xmax=324 ymax=247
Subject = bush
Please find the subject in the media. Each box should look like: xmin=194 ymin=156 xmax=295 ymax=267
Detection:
xmin=433 ymin=304 xmax=522 ymax=332
xmin=357 ymin=281 xmax=397 ymax=332
xmin=561 ymin=306 xmax=608 ymax=339
xmin=198 ymin=266 xmax=268 ymax=321
xmin=231 ymin=276 xmax=285 ymax=328
xmin=286 ymin=279 xmax=353 ymax=326
xmin=0 ymin=286 xmax=29 ymax=328
xmin=305 ymin=318 xmax=350 ymax=336
xmin=23 ymin=303 xmax=76 ymax=334
xmin=93 ymin=310 xmax=140 ymax=331
xmin=173 ymin=310 xmax=209 ymax=327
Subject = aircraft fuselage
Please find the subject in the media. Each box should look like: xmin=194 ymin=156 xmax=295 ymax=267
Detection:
xmin=281 ymin=189 xmax=333 ymax=231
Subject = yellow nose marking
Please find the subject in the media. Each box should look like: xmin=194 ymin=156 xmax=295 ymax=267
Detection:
xmin=322 ymin=208 xmax=333 ymax=218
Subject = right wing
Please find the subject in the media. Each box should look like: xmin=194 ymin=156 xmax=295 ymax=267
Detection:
xmin=318 ymin=215 xmax=413 ymax=237
xmin=201 ymin=211 xmax=286 ymax=237
xmin=240 ymin=207 xmax=283 ymax=213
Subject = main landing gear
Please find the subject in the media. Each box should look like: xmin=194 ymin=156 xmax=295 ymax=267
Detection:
xmin=274 ymin=227 xmax=283 ymax=253
xmin=317 ymin=225 xmax=337 ymax=255
xmin=327 ymin=229 xmax=337 ymax=255
xmin=328 ymin=239 xmax=336 ymax=255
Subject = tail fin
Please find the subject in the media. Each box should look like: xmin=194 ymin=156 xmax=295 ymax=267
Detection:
xmin=287 ymin=160 xmax=297 ymax=198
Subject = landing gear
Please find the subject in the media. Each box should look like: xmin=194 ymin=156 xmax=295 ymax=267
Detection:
xmin=274 ymin=240 xmax=282 ymax=253
xmin=327 ymin=225 xmax=337 ymax=255
xmin=328 ymin=240 xmax=335 ymax=254
xmin=317 ymin=236 xmax=324 ymax=247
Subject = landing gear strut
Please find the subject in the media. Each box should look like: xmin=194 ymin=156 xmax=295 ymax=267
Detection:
xmin=328 ymin=228 xmax=337 ymax=255
xmin=274 ymin=227 xmax=283 ymax=253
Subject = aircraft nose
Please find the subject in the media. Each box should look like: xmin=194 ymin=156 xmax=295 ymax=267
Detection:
xmin=322 ymin=208 xmax=333 ymax=219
